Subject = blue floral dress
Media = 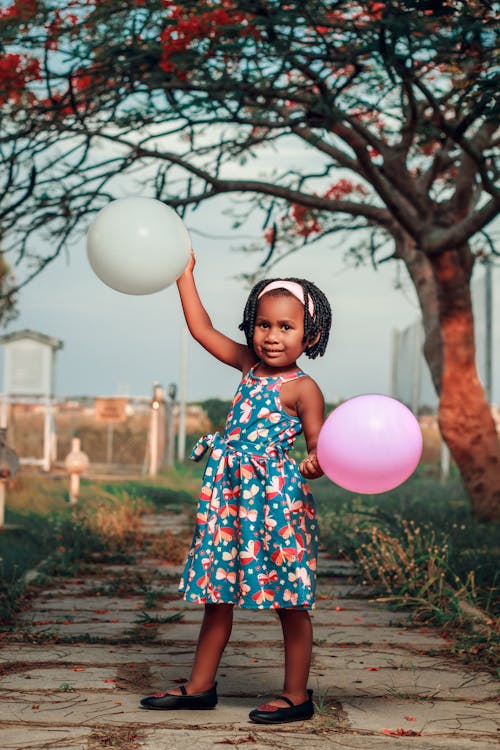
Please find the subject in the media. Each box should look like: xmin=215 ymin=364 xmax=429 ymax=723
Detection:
xmin=179 ymin=365 xmax=318 ymax=609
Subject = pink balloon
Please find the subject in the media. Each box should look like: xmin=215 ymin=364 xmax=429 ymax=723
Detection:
xmin=317 ymin=394 xmax=423 ymax=494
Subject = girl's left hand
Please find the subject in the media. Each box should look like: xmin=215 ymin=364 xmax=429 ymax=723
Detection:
xmin=299 ymin=450 xmax=324 ymax=480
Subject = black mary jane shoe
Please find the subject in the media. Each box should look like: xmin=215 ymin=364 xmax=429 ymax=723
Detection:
xmin=140 ymin=683 xmax=217 ymax=710
xmin=249 ymin=689 xmax=314 ymax=724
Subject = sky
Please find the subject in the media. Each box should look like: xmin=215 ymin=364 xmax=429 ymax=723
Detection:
xmin=1 ymin=191 xmax=498 ymax=409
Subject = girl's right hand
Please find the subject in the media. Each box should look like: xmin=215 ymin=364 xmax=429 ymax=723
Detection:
xmin=178 ymin=250 xmax=195 ymax=281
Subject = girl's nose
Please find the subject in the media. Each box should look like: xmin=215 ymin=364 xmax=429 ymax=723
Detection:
xmin=264 ymin=327 xmax=279 ymax=342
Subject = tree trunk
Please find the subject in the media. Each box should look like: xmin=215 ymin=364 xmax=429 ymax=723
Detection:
xmin=400 ymin=241 xmax=442 ymax=393
xmin=430 ymin=249 xmax=500 ymax=522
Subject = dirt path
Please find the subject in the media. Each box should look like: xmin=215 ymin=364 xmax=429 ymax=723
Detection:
xmin=0 ymin=511 xmax=497 ymax=749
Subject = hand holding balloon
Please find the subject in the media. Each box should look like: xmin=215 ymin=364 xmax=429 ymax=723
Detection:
xmin=299 ymin=449 xmax=324 ymax=480
xmin=317 ymin=394 xmax=423 ymax=494
xmin=86 ymin=197 xmax=191 ymax=295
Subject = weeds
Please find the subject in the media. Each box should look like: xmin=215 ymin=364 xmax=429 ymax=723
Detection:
xmin=135 ymin=611 xmax=184 ymax=624
xmin=0 ymin=561 xmax=26 ymax=622
xmin=315 ymin=467 xmax=499 ymax=667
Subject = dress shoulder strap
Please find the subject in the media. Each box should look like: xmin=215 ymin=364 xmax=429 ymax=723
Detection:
xmin=280 ymin=369 xmax=307 ymax=383
xmin=246 ymin=363 xmax=307 ymax=383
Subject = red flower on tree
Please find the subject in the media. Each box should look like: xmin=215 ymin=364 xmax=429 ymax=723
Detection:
xmin=324 ymin=179 xmax=368 ymax=200
xmin=0 ymin=53 xmax=41 ymax=105
xmin=159 ymin=5 xmax=258 ymax=78
xmin=0 ymin=0 xmax=38 ymax=21
xmin=290 ymin=204 xmax=321 ymax=237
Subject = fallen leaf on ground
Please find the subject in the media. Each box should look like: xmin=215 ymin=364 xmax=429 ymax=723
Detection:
xmin=215 ymin=737 xmax=256 ymax=746
xmin=383 ymin=728 xmax=421 ymax=737
xmin=404 ymin=716 xmax=417 ymax=721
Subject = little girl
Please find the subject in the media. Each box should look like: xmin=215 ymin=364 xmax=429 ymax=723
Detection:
xmin=141 ymin=253 xmax=332 ymax=724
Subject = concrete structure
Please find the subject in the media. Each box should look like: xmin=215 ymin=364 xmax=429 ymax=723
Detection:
xmin=0 ymin=329 xmax=63 ymax=470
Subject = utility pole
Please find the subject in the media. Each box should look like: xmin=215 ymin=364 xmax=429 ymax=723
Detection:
xmin=165 ymin=383 xmax=177 ymax=467
xmin=485 ymin=257 xmax=493 ymax=404
xmin=177 ymin=326 xmax=189 ymax=462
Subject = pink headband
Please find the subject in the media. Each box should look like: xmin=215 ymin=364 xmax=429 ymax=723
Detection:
xmin=258 ymin=280 xmax=314 ymax=316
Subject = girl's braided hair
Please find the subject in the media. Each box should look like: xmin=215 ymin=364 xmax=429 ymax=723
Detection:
xmin=239 ymin=278 xmax=332 ymax=359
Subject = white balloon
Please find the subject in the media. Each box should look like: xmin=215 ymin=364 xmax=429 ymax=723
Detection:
xmin=86 ymin=197 xmax=191 ymax=295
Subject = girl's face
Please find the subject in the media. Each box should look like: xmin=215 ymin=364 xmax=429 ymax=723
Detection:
xmin=252 ymin=293 xmax=308 ymax=369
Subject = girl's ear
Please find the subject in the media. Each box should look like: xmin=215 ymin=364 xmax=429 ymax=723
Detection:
xmin=305 ymin=330 xmax=321 ymax=350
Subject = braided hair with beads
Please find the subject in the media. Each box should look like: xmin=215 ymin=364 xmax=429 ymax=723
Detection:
xmin=239 ymin=278 xmax=332 ymax=359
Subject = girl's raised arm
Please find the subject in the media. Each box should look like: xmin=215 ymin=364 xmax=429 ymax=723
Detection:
xmin=176 ymin=253 xmax=254 ymax=372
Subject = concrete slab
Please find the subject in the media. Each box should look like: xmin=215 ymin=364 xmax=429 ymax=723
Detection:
xmin=1 ymin=666 xmax=119 ymax=691
xmin=103 ymin=563 xmax=184 ymax=578
xmin=22 ymin=596 xmax=146 ymax=612
xmin=0 ymin=726 xmax=92 ymax=750
xmin=312 ymin=625 xmax=448 ymax=649
xmin=19 ymin=610 xmax=142 ymax=626
xmin=138 ymin=728 xmax=499 ymax=750
xmin=0 ymin=643 xmax=276 ymax=668
xmin=315 ymin=597 xmax=401 ymax=611
xmin=317 ymin=557 xmax=358 ymax=577
xmin=311 ymin=607 xmax=409 ymax=627
xmin=317 ymin=584 xmax=379 ymax=599
xmin=343 ymin=696 xmax=500 ymax=736
xmin=312 ymin=646 xmax=455 ymax=670
xmin=155 ymin=623 xmax=284 ymax=644
xmin=18 ymin=621 xmax=139 ymax=639
xmin=33 ymin=578 xmax=115 ymax=595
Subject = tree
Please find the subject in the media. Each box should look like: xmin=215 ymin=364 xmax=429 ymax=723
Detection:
xmin=0 ymin=0 xmax=499 ymax=519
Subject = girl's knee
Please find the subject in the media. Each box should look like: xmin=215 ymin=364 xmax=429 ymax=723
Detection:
xmin=277 ymin=608 xmax=311 ymax=622
xmin=204 ymin=603 xmax=234 ymax=619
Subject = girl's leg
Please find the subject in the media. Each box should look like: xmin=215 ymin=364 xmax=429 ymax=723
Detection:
xmin=257 ymin=608 xmax=312 ymax=707
xmin=166 ymin=603 xmax=234 ymax=695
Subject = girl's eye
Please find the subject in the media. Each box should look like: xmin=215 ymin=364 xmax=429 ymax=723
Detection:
xmin=257 ymin=322 xmax=269 ymax=328
xmin=281 ymin=324 xmax=291 ymax=331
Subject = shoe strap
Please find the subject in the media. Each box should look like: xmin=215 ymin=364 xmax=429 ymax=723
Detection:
xmin=180 ymin=685 xmax=187 ymax=695
xmin=276 ymin=695 xmax=295 ymax=708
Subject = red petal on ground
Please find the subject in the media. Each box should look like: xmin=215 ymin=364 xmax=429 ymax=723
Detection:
xmin=384 ymin=728 xmax=422 ymax=737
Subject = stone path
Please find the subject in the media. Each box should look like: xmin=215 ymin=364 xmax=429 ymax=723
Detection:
xmin=0 ymin=511 xmax=497 ymax=749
